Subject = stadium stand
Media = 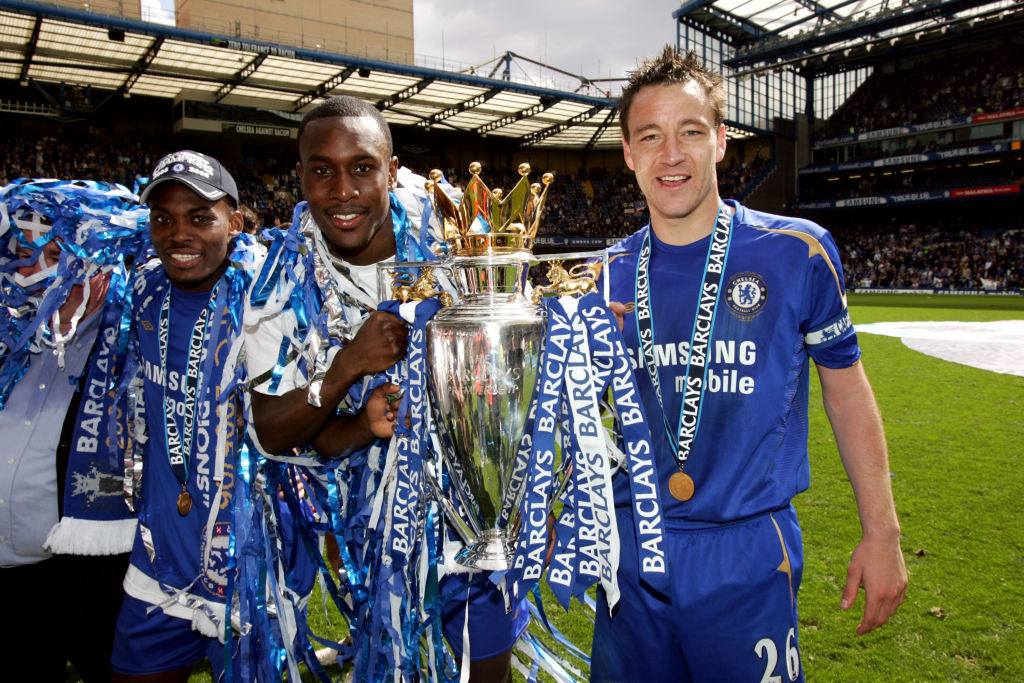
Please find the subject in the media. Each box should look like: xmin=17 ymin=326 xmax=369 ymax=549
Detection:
xmin=0 ymin=0 xmax=1018 ymax=291
xmin=814 ymin=51 xmax=1022 ymax=141
xmin=834 ymin=218 xmax=1024 ymax=291
xmin=790 ymin=43 xmax=1023 ymax=294
xmin=0 ymin=131 xmax=782 ymax=238
xmin=0 ymin=122 xmax=1016 ymax=292
xmin=800 ymin=48 xmax=1023 ymax=209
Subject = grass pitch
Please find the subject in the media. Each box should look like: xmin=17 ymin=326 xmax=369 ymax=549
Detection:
xmin=112 ymin=293 xmax=1023 ymax=683
xmin=797 ymin=293 xmax=1024 ymax=681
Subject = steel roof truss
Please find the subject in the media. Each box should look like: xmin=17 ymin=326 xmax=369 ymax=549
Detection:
xmin=521 ymin=104 xmax=604 ymax=147
xmin=18 ymin=15 xmax=39 ymax=83
xmin=215 ymin=52 xmax=266 ymax=102
xmin=475 ymin=100 xmax=548 ymax=135
xmin=293 ymin=65 xmax=357 ymax=111
xmin=119 ymin=35 xmax=164 ymax=96
xmin=585 ymin=108 xmax=618 ymax=151
xmin=791 ymin=0 xmax=844 ymax=23
xmin=376 ymin=77 xmax=434 ymax=111
xmin=415 ymin=87 xmax=501 ymax=128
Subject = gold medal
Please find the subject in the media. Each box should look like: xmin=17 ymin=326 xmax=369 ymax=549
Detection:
xmin=668 ymin=471 xmax=695 ymax=502
xmin=177 ymin=488 xmax=192 ymax=516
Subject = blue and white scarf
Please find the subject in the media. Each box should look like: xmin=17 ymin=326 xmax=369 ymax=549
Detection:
xmin=244 ymin=168 xmax=455 ymax=682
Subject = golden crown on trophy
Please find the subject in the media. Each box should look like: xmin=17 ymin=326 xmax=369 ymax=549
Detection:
xmin=425 ymin=162 xmax=553 ymax=257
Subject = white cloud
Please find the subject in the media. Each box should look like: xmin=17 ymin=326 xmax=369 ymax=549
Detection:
xmin=415 ymin=0 xmax=677 ymax=92
xmin=140 ymin=0 xmax=175 ymax=27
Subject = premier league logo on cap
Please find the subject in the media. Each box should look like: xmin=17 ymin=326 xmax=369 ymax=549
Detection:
xmin=726 ymin=272 xmax=767 ymax=320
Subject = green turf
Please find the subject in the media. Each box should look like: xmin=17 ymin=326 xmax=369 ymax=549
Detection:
xmin=797 ymin=293 xmax=1024 ymax=680
xmin=70 ymin=293 xmax=1021 ymax=682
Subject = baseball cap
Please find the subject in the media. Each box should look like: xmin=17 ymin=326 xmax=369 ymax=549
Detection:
xmin=140 ymin=150 xmax=238 ymax=206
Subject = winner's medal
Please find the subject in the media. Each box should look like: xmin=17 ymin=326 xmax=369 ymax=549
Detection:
xmin=177 ymin=485 xmax=192 ymax=516
xmin=668 ymin=471 xmax=695 ymax=502
xmin=635 ymin=204 xmax=734 ymax=502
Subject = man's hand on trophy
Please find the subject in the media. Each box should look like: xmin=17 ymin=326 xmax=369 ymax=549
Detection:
xmin=363 ymin=382 xmax=404 ymax=439
xmin=609 ymin=301 xmax=627 ymax=331
xmin=344 ymin=310 xmax=409 ymax=375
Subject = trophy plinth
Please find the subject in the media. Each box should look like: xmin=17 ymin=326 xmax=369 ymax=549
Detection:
xmin=454 ymin=529 xmax=516 ymax=571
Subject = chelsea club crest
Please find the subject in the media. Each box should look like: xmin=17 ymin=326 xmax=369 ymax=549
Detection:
xmin=726 ymin=272 xmax=767 ymax=320
xmin=200 ymin=521 xmax=231 ymax=598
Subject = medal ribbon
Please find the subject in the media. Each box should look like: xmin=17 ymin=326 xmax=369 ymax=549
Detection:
xmin=159 ymin=288 xmax=212 ymax=495
xmin=634 ymin=204 xmax=734 ymax=470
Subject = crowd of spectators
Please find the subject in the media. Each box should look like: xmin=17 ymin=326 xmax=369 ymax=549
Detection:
xmin=800 ymin=161 xmax=1020 ymax=202
xmin=6 ymin=132 xmax=1019 ymax=291
xmin=0 ymin=134 xmax=301 ymax=229
xmin=0 ymin=134 xmax=770 ymax=237
xmin=803 ymin=51 xmax=1023 ymax=208
xmin=811 ymin=127 xmax=1008 ymax=166
xmin=834 ymin=219 xmax=1024 ymax=291
xmin=815 ymin=51 xmax=1023 ymax=141
xmin=530 ymin=159 xmax=768 ymax=239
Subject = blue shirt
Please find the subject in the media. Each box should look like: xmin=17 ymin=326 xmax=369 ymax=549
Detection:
xmin=129 ymin=279 xmax=235 ymax=601
xmin=606 ymin=201 xmax=859 ymax=524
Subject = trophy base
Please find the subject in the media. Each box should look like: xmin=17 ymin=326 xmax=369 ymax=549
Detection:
xmin=454 ymin=530 xmax=514 ymax=571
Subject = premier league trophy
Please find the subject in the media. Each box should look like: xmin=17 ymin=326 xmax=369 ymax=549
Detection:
xmin=423 ymin=162 xmax=552 ymax=570
xmin=383 ymin=162 xmax=601 ymax=572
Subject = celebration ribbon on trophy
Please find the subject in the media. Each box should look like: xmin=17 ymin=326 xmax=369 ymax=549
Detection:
xmin=379 ymin=297 xmax=442 ymax=571
xmin=508 ymin=296 xmax=570 ymax=600
xmin=577 ymin=295 xmax=669 ymax=599
xmin=561 ymin=298 xmax=619 ymax=604
xmin=509 ymin=292 xmax=669 ymax=608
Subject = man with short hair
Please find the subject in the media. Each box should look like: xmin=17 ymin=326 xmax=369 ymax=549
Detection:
xmin=244 ymin=95 xmax=528 ymax=682
xmin=110 ymin=151 xmax=258 ymax=681
xmin=595 ymin=47 xmax=907 ymax=682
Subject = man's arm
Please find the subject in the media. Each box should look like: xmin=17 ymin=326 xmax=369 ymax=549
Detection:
xmin=251 ymin=310 xmax=408 ymax=457
xmin=817 ymin=361 xmax=907 ymax=635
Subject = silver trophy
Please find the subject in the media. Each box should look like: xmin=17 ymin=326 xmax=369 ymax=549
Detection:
xmin=426 ymin=252 xmax=545 ymax=570
xmin=389 ymin=163 xmax=601 ymax=571
xmin=425 ymin=163 xmax=551 ymax=570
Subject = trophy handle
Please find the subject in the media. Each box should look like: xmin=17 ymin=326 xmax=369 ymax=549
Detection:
xmin=423 ymin=459 xmax=479 ymax=546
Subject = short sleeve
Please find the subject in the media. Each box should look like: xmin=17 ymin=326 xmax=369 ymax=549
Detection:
xmin=244 ymin=307 xmax=304 ymax=395
xmin=801 ymin=227 xmax=861 ymax=369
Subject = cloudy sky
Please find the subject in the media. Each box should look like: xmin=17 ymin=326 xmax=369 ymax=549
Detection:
xmin=414 ymin=1 xmax=680 ymax=94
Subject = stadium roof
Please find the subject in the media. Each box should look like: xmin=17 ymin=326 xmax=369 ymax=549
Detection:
xmin=0 ymin=0 xmax=628 ymax=149
xmin=675 ymin=0 xmax=1023 ymax=75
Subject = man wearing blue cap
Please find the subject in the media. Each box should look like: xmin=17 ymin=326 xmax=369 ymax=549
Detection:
xmin=110 ymin=150 xmax=255 ymax=682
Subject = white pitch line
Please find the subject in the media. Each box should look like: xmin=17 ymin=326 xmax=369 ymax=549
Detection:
xmin=855 ymin=320 xmax=1024 ymax=378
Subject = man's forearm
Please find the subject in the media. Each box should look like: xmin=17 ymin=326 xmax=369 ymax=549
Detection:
xmin=309 ymin=412 xmax=378 ymax=460
xmin=820 ymin=362 xmax=900 ymax=537
xmin=819 ymin=361 xmax=907 ymax=633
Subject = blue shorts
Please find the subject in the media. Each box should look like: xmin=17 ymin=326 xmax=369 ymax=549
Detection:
xmin=591 ymin=505 xmax=805 ymax=683
xmin=440 ymin=572 xmax=531 ymax=660
xmin=111 ymin=594 xmax=228 ymax=677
